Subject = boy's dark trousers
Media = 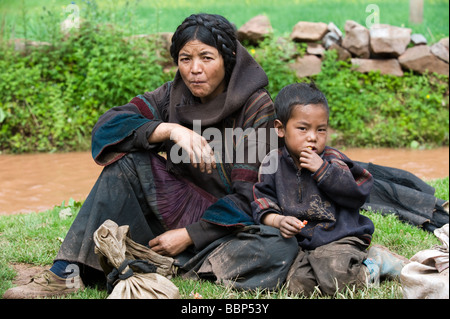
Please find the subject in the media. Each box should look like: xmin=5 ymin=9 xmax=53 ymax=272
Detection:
xmin=286 ymin=236 xmax=369 ymax=296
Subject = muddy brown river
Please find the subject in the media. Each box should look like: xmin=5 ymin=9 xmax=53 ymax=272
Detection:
xmin=0 ymin=147 xmax=449 ymax=215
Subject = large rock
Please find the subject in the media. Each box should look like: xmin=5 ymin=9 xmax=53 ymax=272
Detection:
xmin=410 ymin=33 xmax=428 ymax=46
xmin=430 ymin=42 xmax=449 ymax=63
xmin=290 ymin=21 xmax=328 ymax=42
xmin=322 ymin=23 xmax=343 ymax=49
xmin=328 ymin=43 xmax=352 ymax=61
xmin=370 ymin=24 xmax=411 ymax=57
xmin=342 ymin=20 xmax=370 ymax=58
xmin=289 ymin=55 xmax=322 ymax=77
xmin=238 ymin=15 xmax=272 ymax=43
xmin=351 ymin=58 xmax=404 ymax=76
xmin=438 ymin=37 xmax=449 ymax=50
xmin=322 ymin=31 xmax=341 ymax=49
xmin=327 ymin=22 xmax=343 ymax=38
xmin=399 ymin=45 xmax=449 ymax=76
xmin=306 ymin=43 xmax=326 ymax=58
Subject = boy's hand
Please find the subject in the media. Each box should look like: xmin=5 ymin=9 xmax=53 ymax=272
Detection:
xmin=299 ymin=148 xmax=323 ymax=173
xmin=279 ymin=216 xmax=307 ymax=239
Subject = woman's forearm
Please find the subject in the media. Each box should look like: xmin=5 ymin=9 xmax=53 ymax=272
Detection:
xmin=149 ymin=122 xmax=216 ymax=174
xmin=148 ymin=122 xmax=182 ymax=144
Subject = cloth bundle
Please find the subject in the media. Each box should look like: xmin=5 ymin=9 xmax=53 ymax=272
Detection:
xmin=93 ymin=219 xmax=180 ymax=299
xmin=400 ymin=223 xmax=449 ymax=299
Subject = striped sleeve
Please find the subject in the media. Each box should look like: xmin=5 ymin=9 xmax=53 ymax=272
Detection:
xmin=313 ymin=146 xmax=373 ymax=209
xmin=91 ymin=84 xmax=169 ymax=165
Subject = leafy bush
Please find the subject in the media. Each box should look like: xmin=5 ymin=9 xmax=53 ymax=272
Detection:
xmin=0 ymin=20 xmax=173 ymax=153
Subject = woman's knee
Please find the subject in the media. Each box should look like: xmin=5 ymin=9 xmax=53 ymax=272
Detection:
xmin=238 ymin=225 xmax=299 ymax=269
xmin=261 ymin=226 xmax=298 ymax=261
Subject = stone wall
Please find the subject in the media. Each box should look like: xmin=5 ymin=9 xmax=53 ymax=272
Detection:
xmin=238 ymin=15 xmax=449 ymax=77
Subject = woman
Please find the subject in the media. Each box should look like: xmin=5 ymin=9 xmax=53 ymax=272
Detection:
xmin=4 ymin=13 xmax=298 ymax=299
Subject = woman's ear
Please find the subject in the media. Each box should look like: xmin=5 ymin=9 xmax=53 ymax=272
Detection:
xmin=274 ymin=119 xmax=285 ymax=138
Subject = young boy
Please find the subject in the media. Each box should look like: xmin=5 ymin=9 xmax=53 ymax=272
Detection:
xmin=251 ymin=82 xmax=405 ymax=296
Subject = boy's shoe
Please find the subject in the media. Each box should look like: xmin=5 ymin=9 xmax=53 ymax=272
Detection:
xmin=364 ymin=244 xmax=409 ymax=282
xmin=362 ymin=257 xmax=381 ymax=287
xmin=2 ymin=269 xmax=84 ymax=299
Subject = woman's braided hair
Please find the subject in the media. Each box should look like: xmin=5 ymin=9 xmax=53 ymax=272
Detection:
xmin=170 ymin=13 xmax=237 ymax=83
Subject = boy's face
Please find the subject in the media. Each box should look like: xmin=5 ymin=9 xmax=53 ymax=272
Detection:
xmin=275 ymin=103 xmax=328 ymax=163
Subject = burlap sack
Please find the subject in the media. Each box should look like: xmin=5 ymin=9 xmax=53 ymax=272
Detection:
xmin=93 ymin=219 xmax=180 ymax=299
xmin=400 ymin=223 xmax=449 ymax=299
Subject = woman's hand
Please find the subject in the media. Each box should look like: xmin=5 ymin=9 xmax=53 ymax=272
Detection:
xmin=149 ymin=228 xmax=193 ymax=256
xmin=149 ymin=123 xmax=216 ymax=174
xmin=170 ymin=125 xmax=216 ymax=174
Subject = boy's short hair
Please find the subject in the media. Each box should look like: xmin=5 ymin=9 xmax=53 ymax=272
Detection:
xmin=274 ymin=82 xmax=329 ymax=125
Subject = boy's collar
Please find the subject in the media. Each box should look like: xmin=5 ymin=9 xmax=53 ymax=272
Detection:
xmin=282 ymin=146 xmax=300 ymax=171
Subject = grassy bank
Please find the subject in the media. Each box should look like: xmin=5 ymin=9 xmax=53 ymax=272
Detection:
xmin=0 ymin=177 xmax=448 ymax=299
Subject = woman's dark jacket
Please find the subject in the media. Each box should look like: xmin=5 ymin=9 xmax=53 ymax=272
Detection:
xmin=90 ymin=42 xmax=276 ymax=249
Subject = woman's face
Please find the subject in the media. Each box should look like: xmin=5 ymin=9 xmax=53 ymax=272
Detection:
xmin=178 ymin=40 xmax=226 ymax=104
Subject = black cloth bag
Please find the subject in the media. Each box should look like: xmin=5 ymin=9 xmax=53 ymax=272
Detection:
xmin=358 ymin=161 xmax=448 ymax=232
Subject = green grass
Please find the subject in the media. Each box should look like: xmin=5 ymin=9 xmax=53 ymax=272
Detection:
xmin=0 ymin=177 xmax=447 ymax=299
xmin=1 ymin=0 xmax=448 ymax=42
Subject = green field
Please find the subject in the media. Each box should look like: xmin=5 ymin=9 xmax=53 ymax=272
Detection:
xmin=1 ymin=0 xmax=449 ymax=42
